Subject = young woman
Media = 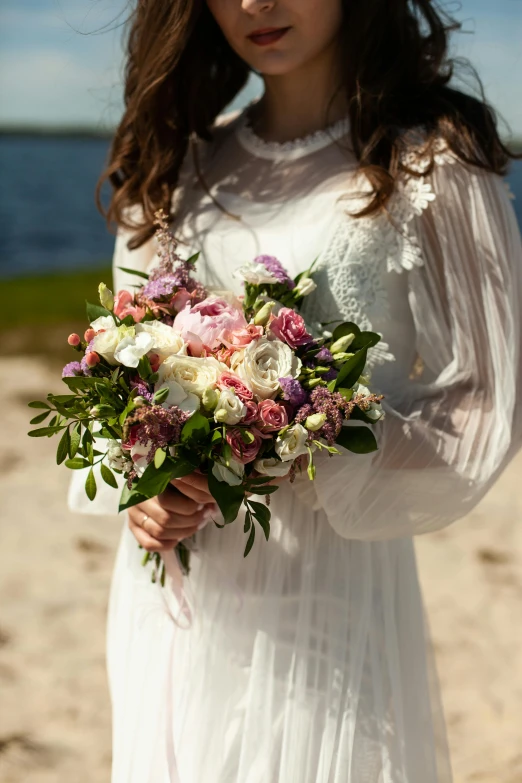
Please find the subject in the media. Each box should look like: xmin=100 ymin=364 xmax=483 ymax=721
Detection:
xmin=70 ymin=1 xmax=522 ymax=780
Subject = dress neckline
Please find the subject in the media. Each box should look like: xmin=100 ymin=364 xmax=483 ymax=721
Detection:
xmin=234 ymin=101 xmax=350 ymax=162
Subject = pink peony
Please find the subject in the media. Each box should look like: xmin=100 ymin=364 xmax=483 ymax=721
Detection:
xmin=174 ymin=296 xmax=247 ymax=350
xmin=270 ymin=307 xmax=313 ymax=350
xmin=256 ymin=399 xmax=289 ymax=433
xmin=114 ymin=290 xmax=146 ymax=323
xmin=171 ymin=288 xmax=191 ymax=312
xmin=241 ymin=400 xmax=259 ymax=425
xmin=226 ymin=427 xmax=263 ymax=464
xmin=217 ymin=372 xmax=253 ymax=402
xmin=221 ymin=324 xmax=264 ymax=349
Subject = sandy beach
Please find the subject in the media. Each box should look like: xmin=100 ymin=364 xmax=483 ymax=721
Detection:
xmin=0 ymin=356 xmax=520 ymax=783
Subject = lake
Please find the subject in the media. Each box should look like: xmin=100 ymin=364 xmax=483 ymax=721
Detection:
xmin=0 ymin=134 xmax=521 ymax=279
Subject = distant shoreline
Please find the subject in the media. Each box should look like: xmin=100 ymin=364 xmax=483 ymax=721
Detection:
xmin=1 ymin=126 xmax=521 ymax=153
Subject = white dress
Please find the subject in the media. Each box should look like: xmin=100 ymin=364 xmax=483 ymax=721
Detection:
xmin=69 ymin=105 xmax=522 ymax=783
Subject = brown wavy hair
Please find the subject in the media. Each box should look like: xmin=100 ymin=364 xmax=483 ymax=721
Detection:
xmin=98 ymin=0 xmax=519 ymax=249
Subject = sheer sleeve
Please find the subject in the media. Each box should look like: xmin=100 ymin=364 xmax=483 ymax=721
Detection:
xmin=309 ymin=160 xmax=522 ymax=540
xmin=67 ymin=216 xmax=156 ymax=516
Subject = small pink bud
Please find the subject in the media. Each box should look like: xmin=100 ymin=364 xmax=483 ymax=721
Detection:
xmin=84 ymin=328 xmax=96 ymax=342
xmin=148 ymin=352 xmax=161 ymax=372
xmin=85 ymin=351 xmax=100 ymax=368
xmin=68 ymin=333 xmax=80 ymax=346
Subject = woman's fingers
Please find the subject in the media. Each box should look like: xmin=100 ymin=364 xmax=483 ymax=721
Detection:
xmin=157 ymin=485 xmax=205 ymax=516
xmin=171 ymin=473 xmax=214 ymax=505
xmin=128 ymin=516 xmax=176 ymax=553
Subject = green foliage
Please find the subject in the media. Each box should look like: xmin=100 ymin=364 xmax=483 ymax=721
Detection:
xmin=335 ymin=425 xmax=378 ymax=454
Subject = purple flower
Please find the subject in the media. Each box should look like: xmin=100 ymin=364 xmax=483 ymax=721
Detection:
xmin=279 ymin=377 xmax=308 ymax=407
xmin=255 ymin=255 xmax=295 ymax=288
xmin=80 ymin=356 xmax=93 ymax=376
xmin=323 ymin=368 xmax=338 ymax=382
xmin=316 ymin=347 xmax=334 ymax=363
xmin=142 ymin=274 xmax=183 ymax=300
xmin=130 ymin=379 xmax=154 ymax=403
xmin=62 ymin=361 xmax=83 ymax=378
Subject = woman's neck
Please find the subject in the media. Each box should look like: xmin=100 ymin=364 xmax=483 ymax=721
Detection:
xmin=249 ymin=43 xmax=348 ymax=144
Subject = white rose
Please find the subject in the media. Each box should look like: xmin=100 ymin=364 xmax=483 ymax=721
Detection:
xmin=212 ymin=458 xmax=245 ymax=487
xmin=156 ymin=354 xmax=227 ymax=399
xmin=230 ymin=337 xmax=301 ymax=400
xmin=275 ymin=424 xmax=310 ymax=462
xmin=214 ymin=389 xmax=246 ymax=425
xmin=130 ymin=440 xmax=152 ymax=477
xmin=106 ymin=440 xmax=128 ymax=472
xmin=295 ymin=277 xmax=317 ymax=297
xmin=91 ymin=326 xmax=121 ymax=365
xmin=90 ymin=315 xmax=114 ymax=331
xmin=234 ymin=261 xmax=279 ymax=285
xmin=155 ymin=379 xmax=200 ymax=414
xmin=253 ymin=457 xmax=291 ymax=477
xmin=114 ymin=332 xmax=155 ymax=368
xmin=136 ymin=322 xmax=186 ymax=361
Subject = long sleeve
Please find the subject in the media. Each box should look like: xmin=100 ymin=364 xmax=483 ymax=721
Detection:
xmin=67 ymin=217 xmax=156 ymax=516
xmin=310 ymin=161 xmax=522 ymax=540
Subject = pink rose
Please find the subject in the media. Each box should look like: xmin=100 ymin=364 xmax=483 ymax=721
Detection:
xmin=174 ymin=296 xmax=247 ymax=350
xmin=226 ymin=427 xmax=262 ymax=464
xmin=241 ymin=400 xmax=258 ymax=425
xmin=217 ymin=372 xmax=253 ymax=402
xmin=114 ymin=290 xmax=146 ymax=323
xmin=257 ymin=399 xmax=289 ymax=433
xmin=269 ymin=307 xmax=313 ymax=350
xmin=213 ymin=346 xmax=235 ymax=366
xmin=171 ymin=288 xmax=192 ymax=313
xmin=221 ymin=324 xmax=264 ymax=349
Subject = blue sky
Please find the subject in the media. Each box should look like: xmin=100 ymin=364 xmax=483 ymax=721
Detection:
xmin=0 ymin=0 xmax=521 ymax=136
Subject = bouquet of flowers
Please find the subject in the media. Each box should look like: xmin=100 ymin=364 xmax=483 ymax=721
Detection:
xmin=28 ymin=211 xmax=383 ymax=580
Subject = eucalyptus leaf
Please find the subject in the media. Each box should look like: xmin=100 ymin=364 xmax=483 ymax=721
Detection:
xmin=100 ymin=463 xmax=118 ymax=488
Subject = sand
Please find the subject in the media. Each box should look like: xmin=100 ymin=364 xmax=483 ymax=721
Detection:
xmin=0 ymin=356 xmax=520 ymax=783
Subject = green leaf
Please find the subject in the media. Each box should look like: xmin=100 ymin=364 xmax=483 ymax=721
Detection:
xmin=30 ymin=410 xmax=51 ymax=425
xmin=244 ymin=512 xmax=252 ymax=533
xmin=208 ymin=466 xmax=245 ymax=524
xmin=28 ymin=401 xmax=50 ymax=409
xmin=250 ymin=485 xmax=278 ymax=496
xmin=154 ymin=447 xmax=167 ymax=469
xmin=28 ymin=426 xmax=64 ymax=437
xmin=337 ymin=387 xmax=354 ymax=402
xmin=181 ymin=411 xmax=210 ymax=444
xmin=52 ymin=394 xmax=77 ymax=404
xmin=186 ymin=252 xmax=200 ymax=266
xmin=117 ymin=266 xmax=150 ymax=280
xmin=56 ymin=429 xmax=70 ymax=465
xmin=118 ymin=484 xmax=149 ymax=512
xmin=351 ymin=330 xmax=381 ymax=351
xmin=86 ymin=300 xmax=112 ymax=322
xmin=249 ymin=501 xmax=271 ymax=541
xmin=85 ymin=468 xmax=97 ymax=501
xmin=335 ymin=425 xmax=378 ymax=454
xmin=62 ymin=376 xmax=100 ymax=391
xmin=243 ymin=523 xmax=256 ymax=558
xmin=135 ymin=456 xmax=193 ymax=498
xmin=100 ymin=463 xmax=118 ymax=488
xmin=349 ymin=406 xmax=376 ymax=424
xmin=69 ymin=425 xmax=81 ymax=457
xmin=65 ymin=457 xmax=91 ymax=469
xmin=153 ymin=386 xmax=169 ymax=405
xmin=327 ymin=379 xmax=337 ymax=393
xmin=332 ymin=321 xmax=361 ymax=342
xmin=137 ymin=355 xmax=152 ymax=380
xmin=334 ymin=348 xmax=368 ymax=390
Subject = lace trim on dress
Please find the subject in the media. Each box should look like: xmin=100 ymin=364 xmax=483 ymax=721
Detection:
xmin=308 ymin=139 xmax=456 ymax=369
xmin=235 ymin=105 xmax=351 ymax=162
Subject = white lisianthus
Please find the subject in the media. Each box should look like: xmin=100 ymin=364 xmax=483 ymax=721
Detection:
xmin=295 ymin=276 xmax=317 ymax=297
xmin=106 ymin=440 xmax=128 ymax=472
xmin=136 ymin=321 xmax=186 ymax=361
xmin=234 ymin=261 xmax=279 ymax=285
xmin=212 ymin=458 xmax=245 ymax=487
xmin=114 ymin=332 xmax=155 ymax=368
xmin=130 ymin=441 xmax=152 ymax=477
xmin=214 ymin=389 xmax=247 ymax=425
xmin=91 ymin=326 xmax=124 ymax=365
xmin=230 ymin=337 xmax=301 ymax=400
xmin=155 ymin=379 xmax=200 ymax=414
xmin=98 ymin=282 xmax=114 ymax=311
xmin=156 ymin=354 xmax=226 ymax=400
xmin=275 ymin=424 xmax=311 ymax=462
xmin=253 ymin=457 xmax=291 ymax=478
xmin=90 ymin=314 xmax=115 ymax=331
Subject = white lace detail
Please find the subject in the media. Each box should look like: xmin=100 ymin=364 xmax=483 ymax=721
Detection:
xmin=309 ymin=140 xmax=455 ymax=368
xmin=235 ymin=107 xmax=350 ymax=162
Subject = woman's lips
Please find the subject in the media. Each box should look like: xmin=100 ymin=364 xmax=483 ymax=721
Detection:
xmin=248 ymin=27 xmax=291 ymax=47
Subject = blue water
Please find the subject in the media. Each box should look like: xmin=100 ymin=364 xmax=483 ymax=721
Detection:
xmin=0 ymin=135 xmax=521 ymax=279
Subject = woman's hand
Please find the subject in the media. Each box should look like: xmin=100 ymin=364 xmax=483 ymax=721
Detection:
xmin=128 ymin=476 xmax=216 ymax=553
